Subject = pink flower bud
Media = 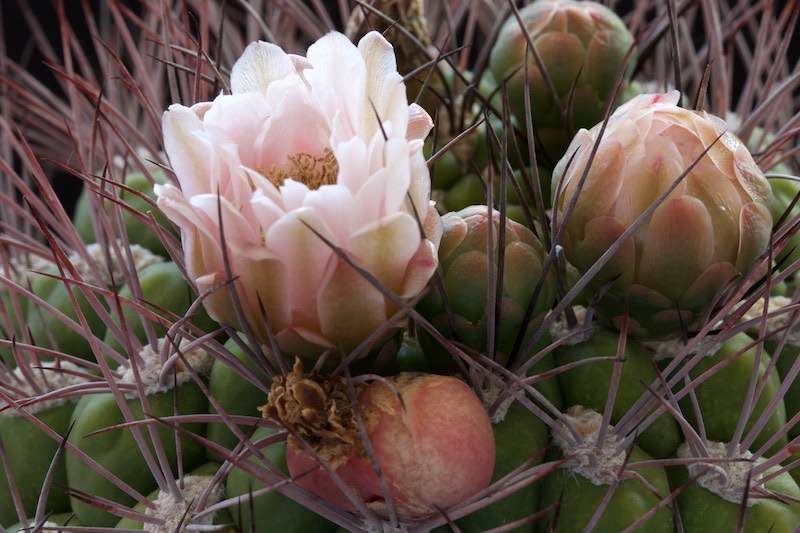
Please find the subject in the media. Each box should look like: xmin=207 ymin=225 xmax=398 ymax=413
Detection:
xmin=263 ymin=362 xmax=495 ymax=520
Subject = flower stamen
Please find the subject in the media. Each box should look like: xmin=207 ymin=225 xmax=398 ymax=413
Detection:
xmin=260 ymin=147 xmax=339 ymax=189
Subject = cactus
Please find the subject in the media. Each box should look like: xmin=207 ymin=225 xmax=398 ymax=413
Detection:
xmin=0 ymin=1 xmax=798 ymax=532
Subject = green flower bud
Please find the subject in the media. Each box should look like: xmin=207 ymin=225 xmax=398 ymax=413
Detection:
xmin=490 ymin=0 xmax=636 ymax=164
xmin=417 ymin=205 xmax=556 ymax=369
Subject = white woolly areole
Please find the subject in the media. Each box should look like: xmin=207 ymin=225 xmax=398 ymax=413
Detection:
xmin=548 ymin=306 xmax=588 ymax=344
xmin=73 ymin=242 xmax=163 ymax=285
xmin=553 ymin=406 xmax=625 ymax=486
xmin=145 ymin=474 xmax=221 ymax=532
xmin=643 ymin=335 xmax=723 ymax=362
xmin=738 ymin=296 xmax=800 ymax=346
xmin=724 ymin=111 xmax=743 ymax=133
xmin=481 ymin=381 xmax=515 ymax=424
xmin=643 ymin=337 xmax=690 ymax=362
xmin=119 ymin=338 xmax=213 ymax=398
xmin=1 ymin=361 xmax=88 ymax=416
xmin=3 ymin=253 xmax=55 ymax=286
xmin=678 ymin=441 xmax=757 ymax=506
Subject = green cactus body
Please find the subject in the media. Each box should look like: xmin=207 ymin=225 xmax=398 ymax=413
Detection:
xmin=456 ymin=400 xmax=549 ymax=532
xmin=0 ymin=290 xmax=27 ymax=367
xmin=73 ymin=170 xmax=175 ymax=257
xmin=438 ymin=166 xmax=553 ymax=227
xmin=739 ymin=297 xmax=800 ymax=442
xmin=526 ymin=347 xmax=565 ymax=414
xmin=384 ymin=336 xmax=433 ymax=374
xmin=225 ymin=426 xmax=338 ymax=533
xmin=440 ymin=173 xmax=488 ymax=214
xmin=25 ymin=264 xmax=107 ymax=361
xmin=429 ymin=144 xmax=464 ymax=193
xmin=669 ymin=448 xmax=800 ymax=532
xmin=0 ymin=403 xmax=74 ymax=526
xmin=771 ymin=343 xmax=800 ymax=440
xmin=65 ymin=384 xmax=209 ymax=526
xmin=0 ymin=255 xmax=50 ymax=366
xmin=537 ymin=408 xmax=673 ymax=533
xmin=417 ymin=206 xmax=556 ymax=371
xmin=499 ymin=166 xmax=553 ymax=226
xmin=769 ymin=172 xmax=800 ymax=272
xmin=554 ymin=327 xmax=681 ymax=459
xmin=7 ymin=513 xmax=81 ymax=532
xmin=678 ymin=333 xmax=787 ymax=456
xmin=103 ymin=261 xmax=217 ymax=359
xmin=205 ymin=334 xmax=271 ymax=460
xmin=537 ymin=449 xmax=674 ymax=533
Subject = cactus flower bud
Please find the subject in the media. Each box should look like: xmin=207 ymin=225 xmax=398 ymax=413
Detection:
xmin=261 ymin=361 xmax=495 ymax=521
xmin=553 ymin=92 xmax=773 ymax=338
xmin=416 ymin=205 xmax=557 ymax=369
xmin=490 ymin=0 xmax=636 ymax=164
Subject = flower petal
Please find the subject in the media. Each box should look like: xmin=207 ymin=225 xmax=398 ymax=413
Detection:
xmin=248 ymin=87 xmax=333 ymax=176
xmin=317 ymin=257 xmax=389 ymax=352
xmin=162 ymin=104 xmax=214 ymax=198
xmin=736 ymin=202 xmax=773 ymax=272
xmin=348 ymin=212 xmax=423 ymax=296
xmin=407 ymin=103 xmax=434 ymax=141
xmin=159 ymin=31 xmax=439 ymax=359
xmin=401 ymin=239 xmax=439 ymax=299
xmin=352 ymin=138 xmax=411 ymax=226
xmin=303 ymin=185 xmax=356 ymax=246
xmin=265 ymin=208 xmax=337 ymax=331
xmin=231 ymin=40 xmax=297 ymax=94
xmin=357 ymin=31 xmax=408 ymax=140
xmin=637 ymin=196 xmax=714 ymax=300
xmin=406 ymin=139 xmax=432 ymax=221
xmin=305 ymin=32 xmax=366 ymax=143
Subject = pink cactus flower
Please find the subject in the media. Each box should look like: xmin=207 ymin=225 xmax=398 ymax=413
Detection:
xmin=156 ymin=31 xmax=442 ymax=359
